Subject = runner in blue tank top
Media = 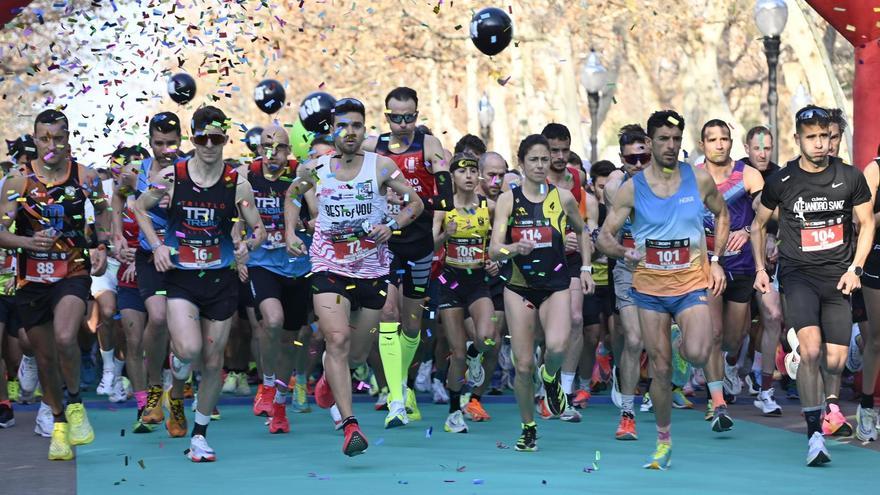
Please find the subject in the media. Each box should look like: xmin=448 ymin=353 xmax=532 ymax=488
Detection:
xmin=598 ymin=110 xmax=730 ymax=470
xmin=134 ymin=106 xmax=266 ymax=463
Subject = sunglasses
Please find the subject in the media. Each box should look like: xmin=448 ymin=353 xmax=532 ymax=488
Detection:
xmin=191 ymin=133 xmax=227 ymax=146
xmin=796 ymin=107 xmax=830 ymax=122
xmin=387 ymin=112 xmax=418 ymax=124
xmin=622 ymin=153 xmax=651 ymax=165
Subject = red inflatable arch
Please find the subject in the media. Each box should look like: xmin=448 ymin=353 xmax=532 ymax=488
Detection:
xmin=0 ymin=1 xmax=32 ymax=26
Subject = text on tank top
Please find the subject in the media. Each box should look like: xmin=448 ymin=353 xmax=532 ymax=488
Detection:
xmin=443 ymin=197 xmax=490 ymax=269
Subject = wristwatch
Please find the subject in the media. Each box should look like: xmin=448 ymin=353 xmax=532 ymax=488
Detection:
xmin=580 ymin=265 xmax=593 ymax=274
xmin=848 ymin=265 xmax=864 ymax=277
xmin=710 ymin=254 xmax=724 ymax=267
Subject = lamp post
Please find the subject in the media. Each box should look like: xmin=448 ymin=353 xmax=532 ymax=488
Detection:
xmin=580 ymin=50 xmax=607 ymax=164
xmin=755 ymin=0 xmax=789 ymax=165
xmin=478 ymin=92 xmax=495 ymax=144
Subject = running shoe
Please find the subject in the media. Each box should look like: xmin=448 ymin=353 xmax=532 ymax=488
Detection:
xmin=641 ymin=393 xmax=653 ymax=413
xmin=314 ymin=374 xmax=334 ymax=409
xmin=0 ymin=402 xmax=14 ymax=428
xmin=856 ymin=405 xmax=878 ymax=442
xmin=65 ymin=403 xmax=94 ymax=446
xmin=109 ymin=377 xmax=128 ymax=403
xmin=210 ymin=406 xmax=221 ymax=421
xmin=744 ymin=372 xmax=761 ymax=396
xmin=169 ymin=354 xmax=192 ymax=381
xmin=342 ymin=421 xmax=368 ymax=456
xmin=432 ymin=378 xmax=449 ymax=404
xmin=187 ymin=434 xmax=216 ymax=462
xmin=822 ymin=403 xmax=853 ymax=437
xmin=233 ymin=372 xmax=251 ymax=396
xmin=753 ymin=389 xmax=782 ymax=416
xmin=96 ymin=369 xmax=115 ymax=396
xmin=48 ymin=422 xmax=73 ymax=461
xmin=806 ymin=431 xmax=831 ymax=466
xmin=610 ymin=365 xmax=622 ymax=409
xmin=465 ymin=347 xmax=485 ymax=387
xmin=572 ymin=389 xmax=591 ymax=409
xmin=463 ymin=398 xmax=491 ymax=422
xmin=166 ymin=398 xmax=187 ymax=438
xmin=643 ymin=442 xmax=671 ymax=470
xmin=7 ymin=380 xmax=20 ymax=404
xmin=536 ymin=399 xmax=554 ymax=420
xmin=444 ymin=410 xmax=469 ymax=433
xmin=615 ymin=413 xmax=637 ymax=440
xmin=405 ymin=386 xmax=422 ymax=421
xmin=385 ymin=401 xmax=408 ymax=429
xmin=291 ymin=382 xmax=311 ymax=413
xmin=415 ymin=360 xmax=433 ymax=393
xmin=269 ymin=402 xmax=290 ymax=434
xmin=515 ymin=423 xmax=538 ymax=452
xmin=560 ymin=403 xmax=582 ymax=423
xmin=35 ymin=401 xmax=52 ymax=438
xmin=784 ymin=328 xmax=800 ymax=379
xmin=17 ymin=355 xmax=39 ymax=396
xmin=373 ymin=387 xmax=389 ymax=411
xmin=330 ymin=404 xmax=343 ymax=430
xmin=540 ymin=365 xmax=566 ymax=417
xmin=221 ymin=372 xmax=238 ymax=394
xmin=671 ymin=387 xmax=693 ymax=409
xmin=710 ymin=405 xmax=734 ymax=433
xmin=722 ymin=362 xmax=742 ymax=397
xmin=132 ymin=416 xmax=155 ymax=434
xmin=253 ymin=385 xmax=275 ymax=417
xmin=142 ymin=386 xmax=164 ymax=424
xmin=704 ymin=399 xmax=714 ymax=421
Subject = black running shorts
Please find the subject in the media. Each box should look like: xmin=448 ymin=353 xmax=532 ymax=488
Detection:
xmin=310 ymin=271 xmax=387 ymax=311
xmin=15 ymin=276 xmax=90 ymax=330
xmin=165 ymin=268 xmax=238 ymax=321
xmin=135 ymin=248 xmax=166 ymax=301
xmin=249 ymin=266 xmax=311 ymax=330
xmin=779 ymin=269 xmax=851 ymax=346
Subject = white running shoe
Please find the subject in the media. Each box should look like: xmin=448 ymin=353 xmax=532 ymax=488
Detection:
xmin=221 ymin=372 xmax=238 ymax=394
xmin=640 ymin=394 xmax=653 ymax=413
xmin=233 ymin=373 xmax=251 ymax=396
xmin=432 ymin=378 xmax=449 ymax=404
xmin=856 ymin=405 xmax=878 ymax=442
xmin=17 ymin=355 xmax=39 ymax=396
xmin=96 ymin=370 xmax=115 ymax=396
xmin=465 ymin=348 xmax=485 ymax=387
xmin=187 ymin=434 xmax=216 ymax=462
xmin=374 ymin=389 xmax=389 ymax=410
xmin=806 ymin=431 xmax=831 ymax=466
xmin=722 ymin=362 xmax=742 ymax=396
xmin=170 ymin=354 xmax=192 ymax=381
xmin=753 ymin=388 xmax=782 ymax=416
xmin=444 ymin=410 xmax=468 ymax=433
xmin=385 ymin=401 xmax=409 ymax=429
xmin=560 ymin=404 xmax=582 ymax=423
xmin=330 ymin=403 xmax=343 ymax=431
xmin=415 ymin=361 xmax=433 ymax=393
xmin=34 ymin=401 xmax=53 ymax=438
xmin=610 ymin=365 xmax=622 ymax=409
xmin=109 ymin=377 xmax=128 ymax=403
xmin=784 ymin=328 xmax=800 ymax=379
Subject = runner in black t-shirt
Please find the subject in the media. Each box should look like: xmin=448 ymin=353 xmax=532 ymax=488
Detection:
xmin=751 ymin=106 xmax=875 ymax=467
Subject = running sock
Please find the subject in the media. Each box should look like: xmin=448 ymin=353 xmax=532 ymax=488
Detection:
xmin=471 ymin=393 xmax=482 ymax=403
xmin=113 ymin=357 xmax=125 ymax=377
xmin=53 ymin=411 xmax=67 ymax=423
xmin=761 ymin=372 xmax=774 ymax=392
xmin=861 ymin=393 xmax=875 ymax=409
xmin=724 ymin=352 xmax=738 ymax=367
xmin=192 ymin=412 xmax=210 ymax=437
xmin=263 ymin=374 xmax=276 ymax=387
xmin=134 ymin=390 xmax=148 ymax=411
xmin=621 ymin=394 xmax=635 ymax=414
xmin=707 ymin=381 xmax=726 ymax=407
xmin=100 ymin=349 xmax=115 ymax=372
xmin=449 ymin=389 xmax=461 ymax=413
xmin=657 ymin=425 xmax=671 ymax=444
xmin=342 ymin=416 xmax=358 ymax=428
xmin=561 ymin=372 xmax=576 ymax=395
xmin=399 ymin=330 xmax=421 ymax=383
xmin=378 ymin=322 xmax=404 ymax=403
xmin=803 ymin=406 xmax=823 ymax=438
xmin=466 ymin=343 xmax=480 ymax=359
xmin=67 ymin=391 xmax=82 ymax=404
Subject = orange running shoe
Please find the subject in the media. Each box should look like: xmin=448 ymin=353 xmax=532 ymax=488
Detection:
xmin=615 ymin=414 xmax=638 ymax=440
xmin=463 ymin=398 xmax=491 ymax=422
xmin=571 ymin=389 xmax=591 ymax=409
xmin=822 ymin=403 xmax=853 ymax=437
xmin=315 ymin=374 xmax=335 ymax=409
xmin=166 ymin=398 xmax=187 ymax=438
xmin=253 ymin=383 xmax=264 ymax=406
xmin=253 ymin=385 xmax=275 ymax=417
xmin=342 ymin=420 xmax=368 ymax=457
xmin=269 ymin=402 xmax=290 ymax=434
xmin=535 ymin=398 xmax=554 ymax=420
xmin=141 ymin=386 xmax=164 ymax=424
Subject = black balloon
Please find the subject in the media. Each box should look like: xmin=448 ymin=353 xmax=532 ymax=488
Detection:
xmin=167 ymin=73 xmax=196 ymax=104
xmin=244 ymin=126 xmax=263 ymax=153
xmin=470 ymin=7 xmax=513 ymax=56
xmin=298 ymin=92 xmax=337 ymax=134
xmin=254 ymin=79 xmax=286 ymax=114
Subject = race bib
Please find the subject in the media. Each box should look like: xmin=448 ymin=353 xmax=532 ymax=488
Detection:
xmin=644 ymin=238 xmax=690 ymax=270
xmin=511 ymin=222 xmax=553 ymax=249
xmin=178 ymin=244 xmax=221 ymax=268
xmin=264 ymin=229 xmax=285 ymax=250
xmin=24 ymin=257 xmax=68 ymax=283
xmin=446 ymin=238 xmax=485 ymax=267
xmin=800 ymin=219 xmax=844 ymax=253
xmin=331 ymin=230 xmax=375 ymax=263
xmin=0 ymin=251 xmax=15 ymax=275
xmin=622 ymin=233 xmax=635 ymax=250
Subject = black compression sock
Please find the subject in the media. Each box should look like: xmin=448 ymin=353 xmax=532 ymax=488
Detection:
xmin=67 ymin=391 xmax=82 ymax=404
xmin=449 ymin=389 xmax=461 ymax=413
xmin=471 ymin=393 xmax=481 ymax=403
xmin=192 ymin=422 xmax=208 ymax=437
xmin=467 ymin=344 xmax=480 ymax=359
xmin=862 ymin=393 xmax=875 ymax=409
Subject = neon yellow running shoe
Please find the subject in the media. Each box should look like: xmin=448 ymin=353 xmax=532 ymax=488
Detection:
xmin=643 ymin=442 xmax=671 ymax=470
xmin=65 ymin=403 xmax=94 ymax=446
xmin=49 ymin=422 xmax=74 ymax=460
xmin=405 ymin=387 xmax=421 ymax=421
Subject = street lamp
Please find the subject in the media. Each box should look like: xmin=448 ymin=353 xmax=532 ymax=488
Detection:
xmin=755 ymin=0 xmax=788 ymax=165
xmin=478 ymin=92 xmax=495 ymax=144
xmin=580 ymin=50 xmax=607 ymax=164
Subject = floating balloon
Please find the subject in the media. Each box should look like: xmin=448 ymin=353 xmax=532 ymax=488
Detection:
xmin=244 ymin=126 xmax=263 ymax=153
xmin=470 ymin=7 xmax=513 ymax=56
xmin=298 ymin=92 xmax=336 ymax=134
xmin=289 ymin=119 xmax=313 ymax=162
xmin=254 ymin=79 xmax=286 ymax=114
xmin=167 ymin=73 xmax=196 ymax=104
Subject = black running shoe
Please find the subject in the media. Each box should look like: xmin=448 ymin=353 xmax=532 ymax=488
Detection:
xmin=515 ymin=423 xmax=538 ymax=452
xmin=540 ymin=365 xmax=567 ymax=417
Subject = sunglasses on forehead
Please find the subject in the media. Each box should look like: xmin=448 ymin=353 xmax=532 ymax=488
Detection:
xmin=622 ymin=152 xmax=651 ymax=165
xmin=191 ymin=133 xmax=227 ymax=146
xmin=796 ymin=107 xmax=830 ymax=123
xmin=619 ymin=132 xmax=648 ymax=147
xmin=387 ymin=112 xmax=418 ymax=124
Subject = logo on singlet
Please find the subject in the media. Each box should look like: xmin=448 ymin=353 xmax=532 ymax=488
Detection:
xmin=324 ymin=203 xmax=373 ymax=219
xmin=183 ymin=206 xmax=215 ymax=227
xmin=792 ymin=196 xmax=845 ymax=222
xmin=355 ymin=180 xmax=374 ymax=199
xmin=254 ymin=196 xmax=282 ymax=214
xmin=44 ymin=204 xmax=65 ymax=231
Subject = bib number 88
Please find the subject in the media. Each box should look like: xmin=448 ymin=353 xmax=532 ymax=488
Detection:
xmin=36 ymin=262 xmax=55 ymax=275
